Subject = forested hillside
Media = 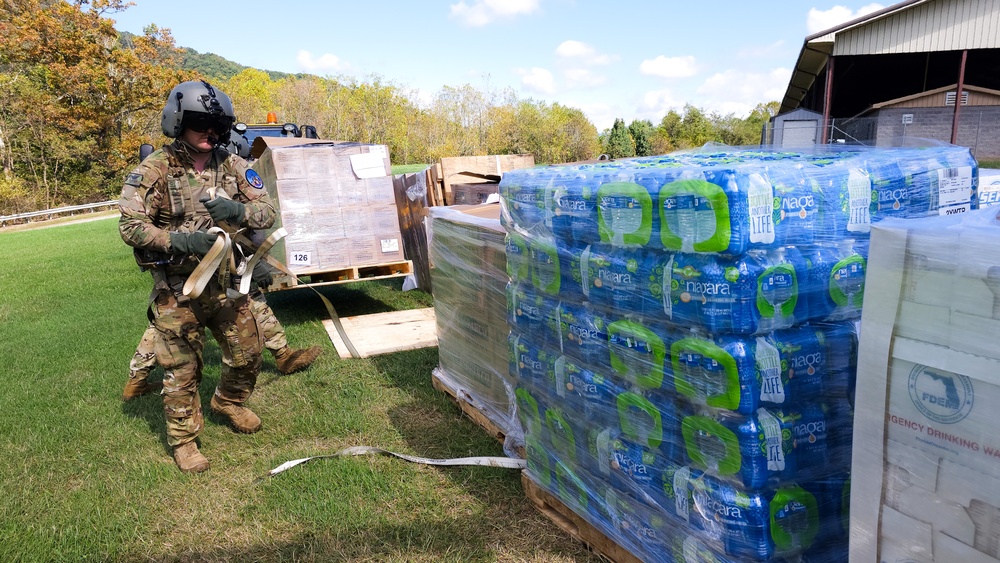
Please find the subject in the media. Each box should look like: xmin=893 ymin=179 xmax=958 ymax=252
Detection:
xmin=0 ymin=0 xmax=777 ymax=215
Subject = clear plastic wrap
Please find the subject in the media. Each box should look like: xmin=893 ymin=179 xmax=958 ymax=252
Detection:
xmin=429 ymin=205 xmax=522 ymax=447
xmin=852 ymin=205 xmax=1000 ymax=563
xmin=501 ymin=145 xmax=979 ymax=562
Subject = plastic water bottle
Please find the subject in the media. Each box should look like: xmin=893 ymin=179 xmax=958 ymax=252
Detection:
xmin=676 ymin=193 xmax=696 ymax=252
xmin=681 ymin=349 xmax=705 ymax=401
xmin=832 ymin=239 xmax=865 ymax=317
xmin=702 ymin=355 xmax=726 ymax=401
xmin=694 ymin=194 xmax=716 ymax=246
xmin=661 ymin=192 xmax=679 ymax=246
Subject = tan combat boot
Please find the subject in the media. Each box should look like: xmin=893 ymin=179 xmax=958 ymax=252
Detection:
xmin=173 ymin=441 xmax=210 ymax=473
xmin=122 ymin=374 xmax=161 ymax=401
xmin=210 ymin=394 xmax=262 ymax=433
xmin=273 ymin=345 xmax=323 ymax=375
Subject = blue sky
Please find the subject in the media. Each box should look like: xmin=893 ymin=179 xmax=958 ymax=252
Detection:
xmin=109 ymin=0 xmax=887 ymax=131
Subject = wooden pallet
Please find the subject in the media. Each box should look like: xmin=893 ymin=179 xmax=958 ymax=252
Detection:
xmin=431 ymin=370 xmax=512 ymax=448
xmin=271 ymin=260 xmax=413 ymax=290
xmin=521 ymin=473 xmax=642 ymax=563
xmin=323 ymin=307 xmax=437 ymax=359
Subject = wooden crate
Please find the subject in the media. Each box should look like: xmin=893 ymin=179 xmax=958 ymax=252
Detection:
xmin=392 ymin=172 xmax=432 ymax=292
xmin=439 ymin=154 xmax=534 ymax=205
xmin=521 ymin=473 xmax=642 ymax=563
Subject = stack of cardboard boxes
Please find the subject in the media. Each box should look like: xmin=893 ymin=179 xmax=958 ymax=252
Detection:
xmin=251 ymin=138 xmax=405 ymax=275
xmin=851 ymin=207 xmax=1000 ymax=563
xmin=429 ymin=204 xmax=517 ymax=441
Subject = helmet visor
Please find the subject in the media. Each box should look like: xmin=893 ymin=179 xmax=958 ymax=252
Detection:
xmin=182 ymin=112 xmax=233 ymax=134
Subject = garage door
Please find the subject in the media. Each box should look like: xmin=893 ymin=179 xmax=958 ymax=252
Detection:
xmin=782 ymin=120 xmax=818 ymax=147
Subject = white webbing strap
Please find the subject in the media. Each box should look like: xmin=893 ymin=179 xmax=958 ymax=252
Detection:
xmin=236 ymin=227 xmax=287 ymax=295
xmin=182 ymin=227 xmax=231 ymax=299
xmin=182 ymin=227 xmax=288 ymax=299
xmin=263 ymin=445 xmax=526 ymax=479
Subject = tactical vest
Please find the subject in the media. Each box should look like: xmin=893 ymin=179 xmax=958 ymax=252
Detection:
xmin=153 ymin=144 xmax=241 ymax=280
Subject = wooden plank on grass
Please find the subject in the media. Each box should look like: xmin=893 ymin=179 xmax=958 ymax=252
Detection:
xmin=323 ymin=307 xmax=437 ymax=359
xmin=521 ymin=473 xmax=643 ymax=563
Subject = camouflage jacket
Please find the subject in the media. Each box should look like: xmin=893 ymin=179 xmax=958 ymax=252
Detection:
xmin=118 ymin=140 xmax=276 ymax=275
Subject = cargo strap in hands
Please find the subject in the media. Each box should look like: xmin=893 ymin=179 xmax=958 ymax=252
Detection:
xmin=262 ymin=445 xmax=526 ymax=479
xmin=182 ymin=227 xmax=287 ymax=299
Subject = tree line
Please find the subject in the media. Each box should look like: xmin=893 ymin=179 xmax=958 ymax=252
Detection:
xmin=0 ymin=0 xmax=778 ymax=215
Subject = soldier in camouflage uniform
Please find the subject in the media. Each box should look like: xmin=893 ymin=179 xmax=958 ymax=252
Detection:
xmin=119 ymin=80 xmax=276 ymax=473
xmin=123 ymin=263 xmax=323 ymax=399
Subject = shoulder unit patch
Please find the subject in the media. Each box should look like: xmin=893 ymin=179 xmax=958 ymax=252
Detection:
xmin=125 ymin=173 xmax=143 ymax=187
xmin=245 ymin=169 xmax=264 ymax=189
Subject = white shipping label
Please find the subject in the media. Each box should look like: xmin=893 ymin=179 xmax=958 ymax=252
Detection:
xmin=380 ymin=238 xmax=400 ymax=253
xmin=289 ymin=250 xmax=312 ymax=267
xmin=350 ymin=152 xmax=388 ymax=179
xmin=938 ymin=166 xmax=973 ymax=206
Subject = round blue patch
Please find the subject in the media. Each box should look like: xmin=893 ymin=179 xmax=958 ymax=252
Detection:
xmin=245 ymin=169 xmax=264 ymax=189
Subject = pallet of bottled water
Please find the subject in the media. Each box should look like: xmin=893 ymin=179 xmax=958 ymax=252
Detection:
xmin=500 ymin=144 xmax=977 ymax=562
xmin=501 ymin=144 xmax=978 ymax=254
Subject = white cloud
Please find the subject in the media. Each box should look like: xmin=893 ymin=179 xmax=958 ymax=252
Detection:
xmin=638 ymin=88 xmax=684 ymax=117
xmin=517 ymin=67 xmax=556 ymax=95
xmin=563 ymin=68 xmax=606 ymax=88
xmin=807 ymin=4 xmax=884 ymax=34
xmin=450 ymin=0 xmax=540 ymax=27
xmin=296 ymin=50 xmax=344 ymax=74
xmin=695 ymin=67 xmax=792 ymax=117
xmin=639 ymin=55 xmax=698 ymax=79
xmin=564 ymin=99 xmax=617 ymax=131
xmin=555 ymin=40 xmax=614 ymax=65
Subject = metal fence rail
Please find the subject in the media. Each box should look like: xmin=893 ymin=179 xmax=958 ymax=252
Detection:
xmin=0 ymin=200 xmax=118 ymax=227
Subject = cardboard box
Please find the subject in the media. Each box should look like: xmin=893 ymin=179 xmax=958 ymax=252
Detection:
xmin=851 ymin=207 xmax=1000 ymax=563
xmin=429 ymin=203 xmax=515 ymax=437
xmin=252 ymin=138 xmax=404 ymax=272
xmin=316 ymin=236 xmax=351 ymax=269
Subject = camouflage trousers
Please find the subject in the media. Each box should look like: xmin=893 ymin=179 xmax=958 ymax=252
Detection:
xmin=149 ymin=287 xmax=263 ymax=447
xmin=130 ymin=295 xmax=286 ymax=378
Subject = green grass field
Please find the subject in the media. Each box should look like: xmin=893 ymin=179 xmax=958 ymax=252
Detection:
xmin=391 ymin=164 xmax=430 ymax=175
xmin=0 ymin=217 xmax=598 ymax=562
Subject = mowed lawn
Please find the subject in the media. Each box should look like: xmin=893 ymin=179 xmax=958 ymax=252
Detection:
xmin=0 ymin=216 xmax=600 ymax=562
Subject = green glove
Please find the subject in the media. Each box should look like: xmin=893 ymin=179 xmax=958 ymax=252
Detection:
xmin=204 ymin=196 xmax=245 ymax=224
xmin=169 ymin=231 xmax=219 ymax=257
xmin=251 ymin=261 xmax=274 ymax=289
